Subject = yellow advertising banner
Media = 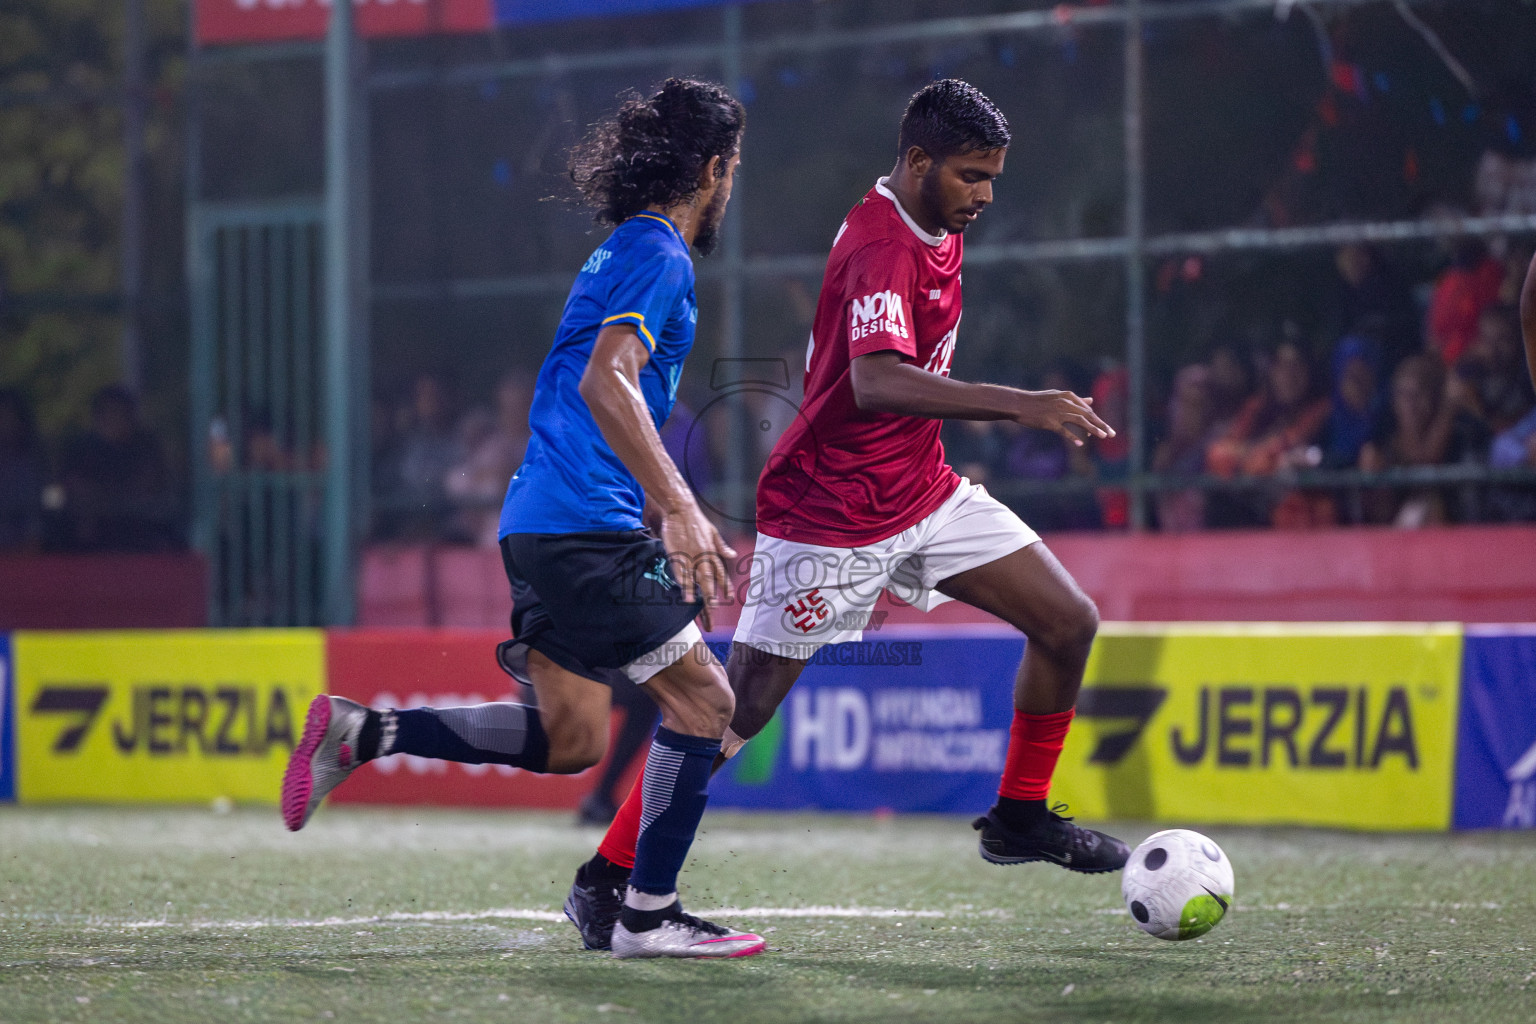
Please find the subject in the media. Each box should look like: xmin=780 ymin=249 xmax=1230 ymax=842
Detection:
xmin=1053 ymin=624 xmax=1463 ymax=830
xmin=15 ymin=630 xmax=324 ymax=804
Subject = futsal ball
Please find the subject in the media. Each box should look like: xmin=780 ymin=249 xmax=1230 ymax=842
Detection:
xmin=1120 ymin=829 xmax=1235 ymax=940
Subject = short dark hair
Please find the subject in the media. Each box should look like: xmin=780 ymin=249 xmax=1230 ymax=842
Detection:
xmin=898 ymin=79 xmax=1010 ymax=163
xmin=570 ymin=78 xmax=745 ymax=227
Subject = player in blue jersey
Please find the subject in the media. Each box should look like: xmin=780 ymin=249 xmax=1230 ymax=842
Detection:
xmin=281 ymin=78 xmax=764 ymax=960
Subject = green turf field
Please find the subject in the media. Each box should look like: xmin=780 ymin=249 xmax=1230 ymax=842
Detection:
xmin=1 ymin=807 xmax=1533 ymax=1023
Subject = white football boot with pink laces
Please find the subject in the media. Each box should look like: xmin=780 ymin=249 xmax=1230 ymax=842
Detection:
xmin=282 ymin=695 xmax=370 ymax=831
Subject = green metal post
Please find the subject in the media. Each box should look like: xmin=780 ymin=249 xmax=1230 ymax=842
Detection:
xmin=323 ymin=0 xmax=360 ymax=624
xmin=270 ymin=227 xmax=292 ymax=625
xmin=122 ymin=0 xmax=147 ymax=393
xmin=295 ymin=224 xmax=318 ymax=626
xmin=1124 ymin=0 xmax=1148 ymax=530
xmin=721 ymin=5 xmax=748 ymax=524
xmin=186 ymin=2 xmax=215 ymax=623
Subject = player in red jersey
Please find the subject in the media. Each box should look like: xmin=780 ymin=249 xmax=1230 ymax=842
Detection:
xmin=564 ymin=80 xmax=1129 ymax=951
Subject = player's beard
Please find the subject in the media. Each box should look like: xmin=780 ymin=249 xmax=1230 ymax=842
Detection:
xmin=918 ymin=170 xmax=958 ymax=234
xmin=915 ymin=171 xmax=976 ymax=236
xmin=691 ymin=183 xmax=729 ymax=256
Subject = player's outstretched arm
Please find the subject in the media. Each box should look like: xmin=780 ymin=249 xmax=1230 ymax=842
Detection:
xmin=850 ymin=350 xmax=1113 ymax=447
xmin=579 ymin=323 xmax=736 ymax=610
xmin=1521 ymin=249 xmax=1536 ymax=391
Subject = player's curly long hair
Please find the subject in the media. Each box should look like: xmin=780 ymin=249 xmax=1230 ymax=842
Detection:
xmin=570 ymin=78 xmax=745 ymax=228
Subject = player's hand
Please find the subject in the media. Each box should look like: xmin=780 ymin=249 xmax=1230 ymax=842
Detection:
xmin=1012 ymin=390 xmax=1115 ymax=447
xmin=659 ymin=504 xmax=737 ymax=621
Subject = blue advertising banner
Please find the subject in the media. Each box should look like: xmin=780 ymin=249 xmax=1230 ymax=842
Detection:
xmin=708 ymin=636 xmax=1023 ymax=813
xmin=0 ymin=634 xmax=13 ymax=801
xmin=1453 ymin=628 xmax=1536 ymax=829
xmin=497 ymin=0 xmax=760 ymax=27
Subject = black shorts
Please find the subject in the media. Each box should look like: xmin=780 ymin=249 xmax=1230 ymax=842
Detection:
xmin=494 ymin=530 xmax=703 ymax=688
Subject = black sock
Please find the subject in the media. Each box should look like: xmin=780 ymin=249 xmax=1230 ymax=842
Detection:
xmin=581 ymin=853 xmax=630 ymax=884
xmin=994 ymin=796 xmax=1049 ymax=831
xmin=391 ymin=704 xmax=549 ymax=771
xmin=620 ymin=900 xmax=677 ymax=933
xmin=357 ymin=710 xmax=382 ymax=762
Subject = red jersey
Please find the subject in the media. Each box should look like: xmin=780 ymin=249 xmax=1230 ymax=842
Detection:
xmin=757 ymin=179 xmax=964 ymax=546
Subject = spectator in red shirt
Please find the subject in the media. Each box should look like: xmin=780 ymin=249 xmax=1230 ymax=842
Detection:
xmin=1090 ymin=364 xmax=1130 ymax=528
xmin=1428 ymin=239 xmax=1504 ymax=367
xmin=1207 ymin=342 xmax=1331 ymax=479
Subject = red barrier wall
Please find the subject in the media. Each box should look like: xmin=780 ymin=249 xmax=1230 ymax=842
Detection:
xmin=359 ymin=525 xmax=1536 ymax=628
xmin=325 ymin=629 xmax=640 ymax=809
xmin=0 ymin=553 xmax=207 ymax=629
xmin=1049 ymin=524 xmax=1536 ymax=623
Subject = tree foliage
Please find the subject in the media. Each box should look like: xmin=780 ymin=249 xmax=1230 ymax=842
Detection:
xmin=0 ymin=0 xmax=185 ymax=443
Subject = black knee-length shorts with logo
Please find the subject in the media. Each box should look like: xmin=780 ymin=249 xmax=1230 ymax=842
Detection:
xmin=494 ymin=530 xmax=703 ymax=688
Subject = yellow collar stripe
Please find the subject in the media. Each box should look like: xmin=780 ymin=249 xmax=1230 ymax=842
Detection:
xmin=633 ymin=212 xmax=685 ymax=244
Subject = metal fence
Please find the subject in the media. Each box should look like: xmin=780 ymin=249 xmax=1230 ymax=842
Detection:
xmin=188 ymin=0 xmax=1536 ymax=623
xmin=187 ymin=203 xmax=326 ymax=626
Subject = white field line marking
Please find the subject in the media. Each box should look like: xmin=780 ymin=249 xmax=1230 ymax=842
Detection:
xmin=32 ymin=897 xmax=1481 ymax=933
xmin=82 ymin=906 xmax=947 ymax=931
xmin=1090 ymin=902 xmax=1499 ymax=915
xmin=113 ymin=909 xmax=565 ymax=930
xmin=713 ymin=907 xmax=946 ymax=919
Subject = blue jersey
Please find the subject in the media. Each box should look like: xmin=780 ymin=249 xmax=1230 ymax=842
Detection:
xmin=500 ymin=212 xmax=697 ymax=536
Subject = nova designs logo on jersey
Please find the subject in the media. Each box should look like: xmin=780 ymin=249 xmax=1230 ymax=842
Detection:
xmin=850 ymin=290 xmax=909 ymax=342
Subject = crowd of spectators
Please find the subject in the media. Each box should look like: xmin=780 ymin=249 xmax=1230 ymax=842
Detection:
xmin=19 ymin=246 xmax=1520 ymax=557
xmin=366 ymin=241 xmax=1536 ymax=545
xmin=13 ymin=239 xmax=1531 ymax=560
xmin=908 ymin=241 xmax=1534 ymax=535
xmin=370 ymin=371 xmax=533 ymax=545
xmin=1144 ymin=241 xmax=1536 ymax=531
xmin=0 ymin=385 xmax=180 ymax=555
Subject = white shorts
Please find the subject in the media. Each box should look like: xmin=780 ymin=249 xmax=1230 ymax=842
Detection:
xmin=620 ymin=621 xmax=704 ymax=686
xmin=734 ymin=478 xmax=1039 ymax=659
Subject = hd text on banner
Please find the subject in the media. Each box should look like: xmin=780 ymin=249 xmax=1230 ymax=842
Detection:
xmin=14 ymin=631 xmax=325 ymax=804
xmin=710 ymin=626 xmax=1464 ymax=830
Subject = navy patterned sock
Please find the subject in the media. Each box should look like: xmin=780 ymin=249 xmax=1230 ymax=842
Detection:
xmin=628 ymin=726 xmax=721 ymax=896
xmin=384 ymin=703 xmax=549 ymax=772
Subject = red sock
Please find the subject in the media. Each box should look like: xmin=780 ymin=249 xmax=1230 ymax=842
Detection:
xmin=998 ymin=709 xmax=1075 ymax=801
xmin=597 ymin=766 xmax=644 ymax=870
